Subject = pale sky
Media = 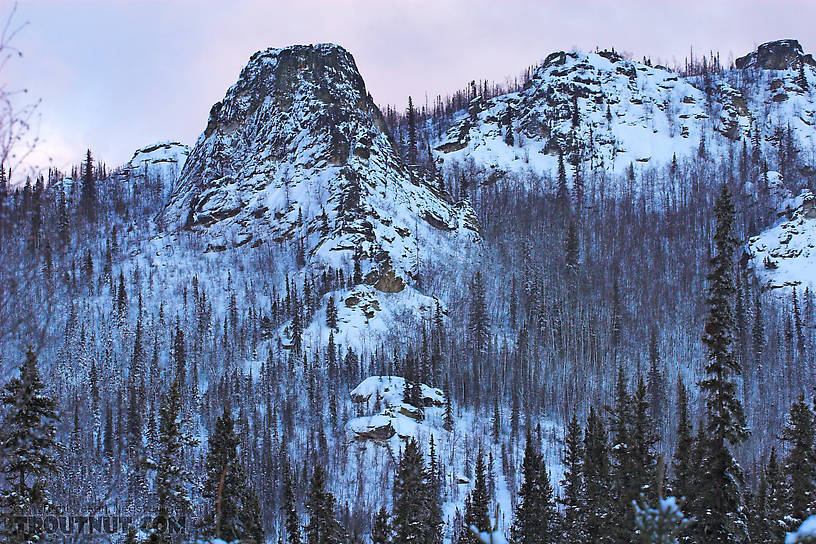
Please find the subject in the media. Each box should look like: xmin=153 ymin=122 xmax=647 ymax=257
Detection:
xmin=4 ymin=0 xmax=815 ymax=181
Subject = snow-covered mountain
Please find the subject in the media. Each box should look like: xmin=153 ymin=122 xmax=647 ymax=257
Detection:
xmin=432 ymin=40 xmax=816 ymax=183
xmin=434 ymin=49 xmax=710 ymax=178
xmin=161 ymin=43 xmax=480 ymax=349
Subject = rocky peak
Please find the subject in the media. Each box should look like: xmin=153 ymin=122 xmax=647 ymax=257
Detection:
xmin=735 ymin=39 xmax=816 ymax=70
xmin=164 ymin=42 xmax=480 ymax=293
xmin=434 ymin=49 xmax=710 ymax=178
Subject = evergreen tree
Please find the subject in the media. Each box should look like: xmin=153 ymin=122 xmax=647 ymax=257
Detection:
xmin=556 ymin=148 xmax=569 ymax=212
xmin=512 ymin=430 xmax=561 ymax=544
xmin=468 ymin=272 xmax=489 ymax=354
xmin=201 ymin=406 xmax=264 ymax=543
xmin=782 ymin=395 xmax=816 ymax=526
xmin=305 ymin=464 xmax=346 ymax=544
xmin=372 ymin=507 xmax=391 ymax=544
xmin=0 ymin=348 xmax=61 ymax=543
xmin=326 ymin=296 xmax=338 ymax=331
xmin=282 ymin=460 xmax=302 ymax=544
xmin=511 ymin=431 xmax=542 ymax=544
xmin=632 ymin=375 xmax=658 ymax=500
xmin=646 ymin=328 xmax=666 ymax=427
xmin=406 ymin=97 xmax=418 ymax=166
xmin=393 ymin=438 xmax=428 ymax=544
xmin=608 ymin=365 xmax=640 ymax=543
xmin=462 ymin=448 xmax=490 ymax=544
xmin=671 ymin=378 xmax=694 ymax=505
xmin=697 ymin=184 xmax=748 ymax=543
xmin=765 ymin=448 xmax=788 ymax=542
xmin=560 ymin=414 xmax=586 ymax=544
xmin=148 ymin=377 xmax=198 ymax=543
xmin=583 ymin=406 xmax=612 ymax=543
xmin=80 ymin=148 xmax=97 ymax=223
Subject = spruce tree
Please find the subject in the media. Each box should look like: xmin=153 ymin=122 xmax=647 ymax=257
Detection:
xmin=305 ymin=464 xmax=346 ymax=544
xmin=326 ymin=296 xmax=338 ymax=331
xmin=609 ymin=366 xmax=636 ymax=543
xmin=148 ymin=377 xmax=198 ymax=544
xmin=697 ymin=184 xmax=748 ymax=543
xmin=282 ymin=460 xmax=302 ymax=544
xmin=671 ymin=378 xmax=694 ymax=505
xmin=462 ymin=448 xmax=490 ymax=544
xmin=0 ymin=348 xmax=61 ymax=543
xmin=468 ymin=272 xmax=489 ymax=354
xmin=560 ymin=414 xmax=586 ymax=544
xmin=632 ymin=375 xmax=658 ymax=501
xmin=765 ymin=448 xmax=788 ymax=542
xmin=372 ymin=507 xmax=391 ymax=544
xmin=80 ymin=148 xmax=97 ymax=223
xmin=511 ymin=431 xmax=542 ymax=544
xmin=393 ymin=438 xmax=428 ymax=544
xmin=782 ymin=395 xmax=816 ymax=526
xmin=583 ymin=406 xmax=612 ymax=543
xmin=512 ymin=430 xmax=561 ymax=544
xmin=201 ymin=406 xmax=264 ymax=543
xmin=406 ymin=97 xmax=418 ymax=166
xmin=556 ymin=147 xmax=569 ymax=212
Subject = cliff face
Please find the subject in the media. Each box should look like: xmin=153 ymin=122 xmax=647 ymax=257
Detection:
xmin=165 ymin=44 xmax=480 ymax=288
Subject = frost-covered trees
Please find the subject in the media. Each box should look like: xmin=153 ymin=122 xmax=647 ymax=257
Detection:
xmin=461 ymin=449 xmax=490 ymax=544
xmin=468 ymin=272 xmax=489 ymax=354
xmin=696 ymin=184 xmax=748 ymax=543
xmin=560 ymin=414 xmax=585 ymax=544
xmin=147 ymin=377 xmax=198 ymax=543
xmin=782 ymin=396 xmax=816 ymax=528
xmin=392 ymin=438 xmax=441 ymax=544
xmin=305 ymin=464 xmax=347 ymax=544
xmin=80 ymin=149 xmax=97 ymax=223
xmin=511 ymin=431 xmax=560 ymax=544
xmin=200 ymin=406 xmax=263 ymax=543
xmin=0 ymin=348 xmax=61 ymax=543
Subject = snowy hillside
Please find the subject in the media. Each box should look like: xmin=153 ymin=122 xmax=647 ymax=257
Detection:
xmin=157 ymin=43 xmax=480 ymax=349
xmin=433 ymin=40 xmax=816 ymax=188
xmin=747 ymin=188 xmax=816 ymax=293
xmin=164 ymin=44 xmax=480 ymax=277
xmin=434 ymin=49 xmax=710 ymax=179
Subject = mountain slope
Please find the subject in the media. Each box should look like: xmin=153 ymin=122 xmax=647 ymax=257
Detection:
xmin=747 ymin=188 xmax=816 ymax=293
xmin=433 ymin=40 xmax=816 ymax=186
xmin=165 ymin=44 xmax=479 ymax=283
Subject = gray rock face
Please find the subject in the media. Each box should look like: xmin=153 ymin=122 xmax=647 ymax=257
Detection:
xmin=736 ymin=39 xmax=816 ymax=70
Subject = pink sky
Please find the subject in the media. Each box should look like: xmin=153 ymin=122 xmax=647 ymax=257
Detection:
xmin=4 ymin=0 xmax=815 ymax=181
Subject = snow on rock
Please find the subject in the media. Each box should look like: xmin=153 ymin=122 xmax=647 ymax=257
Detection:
xmin=161 ymin=43 xmax=480 ymax=348
xmin=744 ymin=171 xmax=795 ymax=216
xmin=122 ymin=141 xmax=190 ymax=199
xmin=350 ymin=375 xmax=444 ymax=407
xmin=787 ymin=514 xmax=816 ymax=543
xmin=746 ymin=189 xmax=816 ymax=293
xmin=433 ymin=49 xmax=710 ymax=181
xmin=346 ymin=376 xmax=446 ymax=456
xmin=736 ymin=39 xmax=816 ymax=71
xmin=283 ymin=284 xmax=444 ymax=354
xmin=164 ymin=43 xmax=480 ymax=284
xmin=433 ymin=42 xmax=816 ymax=192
